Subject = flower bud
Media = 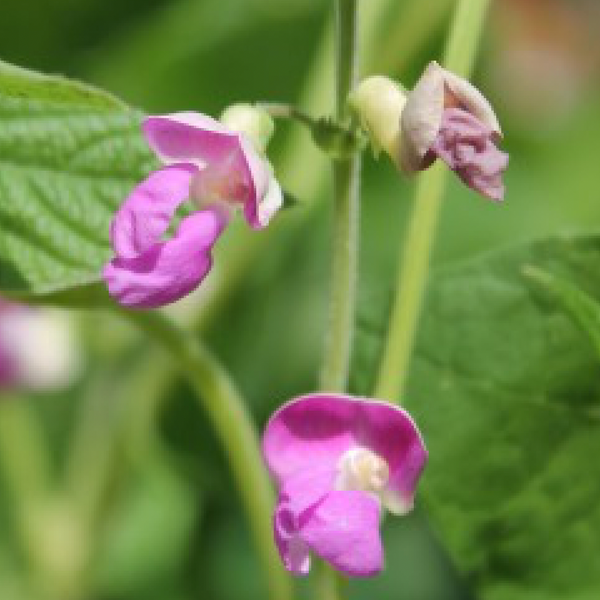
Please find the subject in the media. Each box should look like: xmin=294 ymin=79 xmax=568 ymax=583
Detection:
xmin=220 ymin=103 xmax=275 ymax=153
xmin=349 ymin=76 xmax=407 ymax=168
xmin=399 ymin=61 xmax=502 ymax=174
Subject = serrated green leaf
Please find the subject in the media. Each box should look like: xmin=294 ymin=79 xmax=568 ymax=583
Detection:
xmin=352 ymin=234 xmax=600 ymax=600
xmin=0 ymin=60 xmax=156 ymax=304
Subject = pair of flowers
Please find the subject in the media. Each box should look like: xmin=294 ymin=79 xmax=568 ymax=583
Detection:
xmin=104 ymin=62 xmax=508 ymax=309
xmin=102 ymin=62 xmax=508 ymax=577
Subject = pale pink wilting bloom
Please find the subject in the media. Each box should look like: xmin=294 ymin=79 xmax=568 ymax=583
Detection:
xmin=103 ymin=112 xmax=282 ymax=308
xmin=351 ymin=63 xmax=508 ymax=201
xmin=0 ymin=300 xmax=80 ymax=392
xmin=263 ymin=393 xmax=427 ymax=576
xmin=400 ymin=61 xmax=508 ymax=201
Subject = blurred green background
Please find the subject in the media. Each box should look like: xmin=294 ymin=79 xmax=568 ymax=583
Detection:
xmin=1 ymin=0 xmax=599 ymax=598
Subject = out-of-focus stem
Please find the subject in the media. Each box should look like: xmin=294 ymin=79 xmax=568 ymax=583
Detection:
xmin=127 ymin=311 xmax=294 ymax=600
xmin=373 ymin=0 xmax=492 ymax=403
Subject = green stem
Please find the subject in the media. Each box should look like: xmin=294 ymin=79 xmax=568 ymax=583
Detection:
xmin=127 ymin=310 xmax=293 ymax=600
xmin=0 ymin=399 xmax=50 ymax=501
xmin=373 ymin=0 xmax=492 ymax=403
xmin=320 ymin=0 xmax=361 ymax=393
xmin=318 ymin=1 xmax=360 ymax=598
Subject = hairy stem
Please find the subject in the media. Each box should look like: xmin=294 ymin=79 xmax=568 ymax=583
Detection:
xmin=127 ymin=311 xmax=293 ymax=600
xmin=318 ymin=0 xmax=361 ymax=598
xmin=320 ymin=0 xmax=361 ymax=392
xmin=373 ymin=0 xmax=492 ymax=403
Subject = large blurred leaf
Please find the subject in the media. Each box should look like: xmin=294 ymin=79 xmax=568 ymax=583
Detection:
xmin=353 ymin=234 xmax=600 ymax=600
xmin=93 ymin=449 xmax=199 ymax=598
xmin=0 ymin=60 xmax=155 ymax=304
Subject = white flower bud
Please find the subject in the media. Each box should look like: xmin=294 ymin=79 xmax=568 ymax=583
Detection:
xmin=349 ymin=76 xmax=407 ymax=169
xmin=220 ymin=103 xmax=275 ymax=153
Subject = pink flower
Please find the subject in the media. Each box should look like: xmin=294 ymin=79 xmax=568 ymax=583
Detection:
xmin=400 ymin=62 xmax=508 ymax=201
xmin=350 ymin=64 xmax=509 ymax=201
xmin=103 ymin=113 xmax=282 ymax=308
xmin=0 ymin=299 xmax=79 ymax=392
xmin=262 ymin=393 xmax=427 ymax=576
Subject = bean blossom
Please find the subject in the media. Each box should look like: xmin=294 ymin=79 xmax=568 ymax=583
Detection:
xmin=103 ymin=110 xmax=282 ymax=308
xmin=351 ymin=61 xmax=508 ymax=200
xmin=263 ymin=393 xmax=427 ymax=576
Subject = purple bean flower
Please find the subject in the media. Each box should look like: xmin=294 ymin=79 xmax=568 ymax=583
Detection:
xmin=351 ymin=63 xmax=508 ymax=200
xmin=400 ymin=61 xmax=508 ymax=201
xmin=263 ymin=393 xmax=427 ymax=576
xmin=103 ymin=112 xmax=283 ymax=308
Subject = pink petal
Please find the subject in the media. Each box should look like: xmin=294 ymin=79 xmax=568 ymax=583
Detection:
xmin=301 ymin=490 xmax=383 ymax=576
xmin=111 ymin=164 xmax=198 ymax=259
xmin=263 ymin=394 xmax=427 ymax=508
xmin=273 ymin=468 xmax=335 ymax=575
xmin=238 ymin=136 xmax=271 ymax=229
xmin=429 ymin=107 xmax=509 ymax=201
xmin=143 ymin=113 xmax=276 ymax=229
xmin=103 ymin=209 xmax=226 ymax=308
xmin=274 ymin=504 xmax=311 ymax=575
xmin=0 ymin=303 xmax=21 ymax=388
xmin=143 ymin=113 xmax=240 ymax=167
xmin=263 ymin=394 xmax=358 ymax=483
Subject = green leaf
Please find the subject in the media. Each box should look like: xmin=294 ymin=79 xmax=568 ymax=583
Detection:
xmin=353 ymin=234 xmax=600 ymax=600
xmin=525 ymin=266 xmax=600 ymax=360
xmin=0 ymin=60 xmax=156 ymax=304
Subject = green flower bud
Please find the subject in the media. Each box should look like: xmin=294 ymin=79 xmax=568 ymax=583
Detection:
xmin=220 ymin=103 xmax=275 ymax=153
xmin=349 ymin=76 xmax=407 ymax=169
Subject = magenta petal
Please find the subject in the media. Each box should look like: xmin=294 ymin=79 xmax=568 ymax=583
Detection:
xmin=263 ymin=394 xmax=427 ymax=506
xmin=274 ymin=505 xmax=311 ymax=575
xmin=111 ymin=164 xmax=198 ymax=259
xmin=263 ymin=394 xmax=358 ymax=483
xmin=301 ymin=491 xmax=383 ymax=576
xmin=143 ymin=113 xmax=241 ymax=167
xmin=273 ymin=468 xmax=334 ymax=575
xmin=239 ymin=136 xmax=270 ymax=229
xmin=103 ymin=209 xmax=226 ymax=308
xmin=430 ymin=107 xmax=509 ymax=201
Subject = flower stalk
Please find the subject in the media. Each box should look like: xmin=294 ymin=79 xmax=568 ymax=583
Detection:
xmin=320 ymin=0 xmax=361 ymax=393
xmin=125 ymin=310 xmax=293 ymax=600
xmin=374 ymin=0 xmax=493 ymax=403
xmin=318 ymin=0 xmax=361 ymax=597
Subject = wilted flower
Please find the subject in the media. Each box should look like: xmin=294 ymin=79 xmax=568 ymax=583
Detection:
xmin=103 ymin=111 xmax=282 ymax=308
xmin=351 ymin=62 xmax=508 ymax=200
xmin=263 ymin=393 xmax=427 ymax=576
xmin=0 ymin=300 xmax=80 ymax=392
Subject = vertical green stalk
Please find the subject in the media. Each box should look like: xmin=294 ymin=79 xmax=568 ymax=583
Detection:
xmin=373 ymin=0 xmax=492 ymax=403
xmin=127 ymin=311 xmax=293 ymax=600
xmin=318 ymin=1 xmax=360 ymax=598
xmin=320 ymin=0 xmax=361 ymax=392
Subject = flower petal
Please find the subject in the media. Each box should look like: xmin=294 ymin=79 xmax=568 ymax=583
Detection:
xmin=111 ymin=164 xmax=198 ymax=259
xmin=300 ymin=490 xmax=383 ymax=576
xmin=143 ymin=113 xmax=240 ymax=167
xmin=263 ymin=394 xmax=427 ymax=509
xmin=399 ymin=61 xmax=445 ymax=172
xmin=103 ymin=209 xmax=227 ymax=308
xmin=274 ymin=505 xmax=311 ymax=575
xmin=430 ymin=108 xmax=509 ymax=201
xmin=263 ymin=394 xmax=358 ymax=483
xmin=442 ymin=66 xmax=502 ymax=138
xmin=238 ymin=136 xmax=274 ymax=229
